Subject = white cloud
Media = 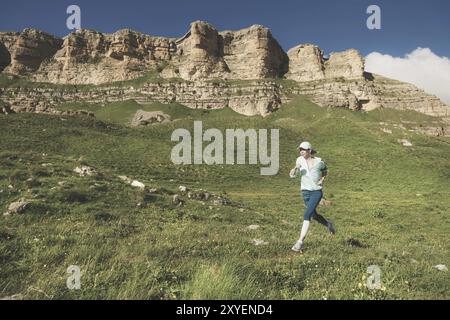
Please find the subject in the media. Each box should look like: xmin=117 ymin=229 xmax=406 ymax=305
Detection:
xmin=365 ymin=48 xmax=450 ymax=106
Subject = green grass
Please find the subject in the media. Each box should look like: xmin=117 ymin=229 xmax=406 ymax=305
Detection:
xmin=57 ymin=100 xmax=219 ymax=126
xmin=0 ymin=96 xmax=449 ymax=300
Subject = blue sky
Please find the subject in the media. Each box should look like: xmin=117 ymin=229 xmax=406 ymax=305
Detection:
xmin=0 ymin=0 xmax=449 ymax=57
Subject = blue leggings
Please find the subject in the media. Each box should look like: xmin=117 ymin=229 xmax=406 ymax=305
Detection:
xmin=302 ymin=190 xmax=328 ymax=225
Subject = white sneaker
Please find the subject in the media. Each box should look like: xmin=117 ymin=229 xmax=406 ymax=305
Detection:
xmin=291 ymin=240 xmax=304 ymax=252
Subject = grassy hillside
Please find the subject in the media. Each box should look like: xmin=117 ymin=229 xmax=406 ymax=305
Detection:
xmin=0 ymin=96 xmax=449 ymax=300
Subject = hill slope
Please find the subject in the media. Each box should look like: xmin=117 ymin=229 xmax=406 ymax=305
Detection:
xmin=0 ymin=96 xmax=449 ymax=299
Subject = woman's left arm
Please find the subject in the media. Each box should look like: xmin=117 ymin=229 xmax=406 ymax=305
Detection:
xmin=318 ymin=162 xmax=328 ymax=185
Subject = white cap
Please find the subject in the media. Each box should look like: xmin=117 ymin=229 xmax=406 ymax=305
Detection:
xmin=297 ymin=141 xmax=312 ymax=150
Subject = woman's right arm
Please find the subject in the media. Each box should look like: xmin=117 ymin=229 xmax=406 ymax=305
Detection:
xmin=290 ymin=160 xmax=302 ymax=178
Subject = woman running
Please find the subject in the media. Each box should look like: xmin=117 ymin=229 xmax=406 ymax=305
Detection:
xmin=290 ymin=141 xmax=336 ymax=252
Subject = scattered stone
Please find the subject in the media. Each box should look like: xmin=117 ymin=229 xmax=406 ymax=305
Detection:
xmin=74 ymin=165 xmax=97 ymax=177
xmin=3 ymin=198 xmax=32 ymax=216
xmin=131 ymin=180 xmax=145 ymax=189
xmin=251 ymin=239 xmax=268 ymax=246
xmin=179 ymin=185 xmax=188 ymax=193
xmin=213 ymin=196 xmax=232 ymax=206
xmin=172 ymin=194 xmax=184 ymax=206
xmin=131 ymin=110 xmax=171 ymax=127
xmin=7 ymin=185 xmax=13 ymax=189
xmin=433 ymin=264 xmax=448 ymax=272
xmin=247 ymin=225 xmax=260 ymax=230
xmin=381 ymin=128 xmax=392 ymax=134
xmin=239 ymin=208 xmax=245 ymax=213
xmin=118 ymin=175 xmax=132 ymax=184
xmin=398 ymin=139 xmax=413 ymax=147
xmin=148 ymin=188 xmax=158 ymax=193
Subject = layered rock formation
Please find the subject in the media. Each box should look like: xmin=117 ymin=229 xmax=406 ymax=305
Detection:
xmin=285 ymin=45 xmax=364 ymax=81
xmin=286 ymin=44 xmax=325 ymax=81
xmin=291 ymin=73 xmax=450 ymax=120
xmin=162 ymin=21 xmax=229 ymax=80
xmin=161 ymin=21 xmax=288 ymax=80
xmin=1 ymin=22 xmax=288 ymax=84
xmin=0 ymin=29 xmax=62 ymax=75
xmin=34 ymin=29 xmax=177 ymax=84
xmin=324 ymin=49 xmax=365 ymax=79
xmin=0 ymin=80 xmax=285 ymax=117
xmin=0 ymin=22 xmax=449 ymax=120
xmin=219 ymin=24 xmax=288 ymax=79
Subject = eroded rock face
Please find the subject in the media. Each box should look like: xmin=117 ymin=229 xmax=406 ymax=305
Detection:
xmin=0 ymin=33 xmax=16 ymax=72
xmin=164 ymin=21 xmax=229 ymax=80
xmin=0 ymin=80 xmax=286 ymax=117
xmin=0 ymin=23 xmax=449 ymax=120
xmin=162 ymin=22 xmax=288 ymax=81
xmin=286 ymin=44 xmax=325 ymax=81
xmin=3 ymin=198 xmax=32 ymax=216
xmin=1 ymin=29 xmax=62 ymax=75
xmin=131 ymin=110 xmax=171 ymax=126
xmin=220 ymin=24 xmax=288 ymax=79
xmin=286 ymin=45 xmax=364 ymax=81
xmin=290 ymin=73 xmax=450 ymax=119
xmin=0 ymin=42 xmax=11 ymax=72
xmin=325 ymin=49 xmax=365 ymax=79
xmin=33 ymin=29 xmax=177 ymax=84
xmin=0 ymin=24 xmax=368 ymax=84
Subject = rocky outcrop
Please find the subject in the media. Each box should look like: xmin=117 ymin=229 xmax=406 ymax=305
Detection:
xmin=1 ymin=29 xmax=62 ymax=75
xmin=0 ymin=41 xmax=12 ymax=72
xmin=3 ymin=198 xmax=32 ymax=216
xmin=220 ymin=24 xmax=288 ymax=79
xmin=286 ymin=45 xmax=364 ymax=81
xmin=131 ymin=110 xmax=171 ymax=126
xmin=162 ymin=21 xmax=228 ymax=80
xmin=0 ymin=23 xmax=449 ymax=120
xmin=161 ymin=21 xmax=288 ymax=80
xmin=286 ymin=44 xmax=325 ymax=81
xmin=33 ymin=29 xmax=177 ymax=84
xmin=324 ymin=49 xmax=365 ymax=79
xmin=1 ymin=22 xmax=288 ymax=84
xmin=0 ymin=80 xmax=286 ymax=117
xmin=290 ymin=73 xmax=450 ymax=120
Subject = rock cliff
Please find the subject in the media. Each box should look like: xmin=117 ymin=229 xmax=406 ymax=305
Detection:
xmin=0 ymin=22 xmax=449 ymax=120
